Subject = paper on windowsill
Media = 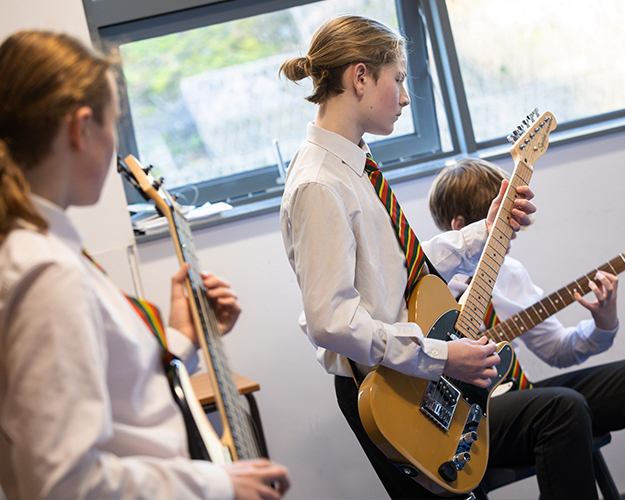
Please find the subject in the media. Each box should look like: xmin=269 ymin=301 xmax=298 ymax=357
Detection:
xmin=130 ymin=201 xmax=233 ymax=232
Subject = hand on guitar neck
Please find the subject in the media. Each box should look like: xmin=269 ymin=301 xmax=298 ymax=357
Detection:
xmin=169 ymin=263 xmax=242 ymax=345
xmin=485 ymin=179 xmax=536 ymax=236
xmin=575 ymin=270 xmax=619 ymax=331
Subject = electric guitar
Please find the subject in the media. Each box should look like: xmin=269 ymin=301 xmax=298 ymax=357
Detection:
xmin=357 ymin=109 xmax=557 ymax=496
xmin=486 ymin=251 xmax=625 ymax=346
xmin=118 ymin=154 xmax=262 ymax=463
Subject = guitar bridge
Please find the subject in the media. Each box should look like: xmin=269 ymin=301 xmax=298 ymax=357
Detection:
xmin=420 ymin=377 xmax=460 ymax=430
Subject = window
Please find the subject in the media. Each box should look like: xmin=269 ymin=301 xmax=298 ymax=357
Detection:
xmin=86 ymin=0 xmax=449 ymax=211
xmin=82 ymin=0 xmax=625 ymax=235
xmin=444 ymin=0 xmax=625 ymax=146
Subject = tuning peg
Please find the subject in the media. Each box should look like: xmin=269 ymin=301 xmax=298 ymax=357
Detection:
xmin=144 ymin=164 xmax=154 ymax=173
xmin=506 ymin=134 xmax=517 ymax=144
xmin=152 ymin=176 xmax=164 ymax=190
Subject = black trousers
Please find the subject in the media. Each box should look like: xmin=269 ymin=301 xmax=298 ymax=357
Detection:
xmin=335 ymin=360 xmax=625 ymax=500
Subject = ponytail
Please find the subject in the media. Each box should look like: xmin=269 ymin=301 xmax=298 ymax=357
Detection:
xmin=0 ymin=140 xmax=48 ymax=241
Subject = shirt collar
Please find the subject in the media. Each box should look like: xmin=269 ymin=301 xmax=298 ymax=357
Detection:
xmin=306 ymin=122 xmax=370 ymax=176
xmin=31 ymin=194 xmax=84 ymax=255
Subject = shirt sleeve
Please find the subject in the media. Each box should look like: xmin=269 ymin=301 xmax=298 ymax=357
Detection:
xmin=422 ymin=220 xmax=489 ymax=282
xmin=0 ymin=261 xmax=233 ymax=500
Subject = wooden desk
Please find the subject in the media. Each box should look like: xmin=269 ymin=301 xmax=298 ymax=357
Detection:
xmin=190 ymin=372 xmax=260 ymax=406
xmin=189 ymin=372 xmax=268 ymax=458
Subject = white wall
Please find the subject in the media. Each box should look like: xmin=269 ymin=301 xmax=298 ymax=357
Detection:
xmin=2 ymin=2 xmax=624 ymax=499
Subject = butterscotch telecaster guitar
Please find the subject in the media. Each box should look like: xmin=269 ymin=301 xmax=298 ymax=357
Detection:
xmin=118 ymin=155 xmax=262 ymax=464
xmin=357 ymin=109 xmax=557 ymax=496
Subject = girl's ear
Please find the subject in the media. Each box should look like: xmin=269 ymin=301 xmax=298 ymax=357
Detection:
xmin=68 ymin=106 xmax=94 ymax=151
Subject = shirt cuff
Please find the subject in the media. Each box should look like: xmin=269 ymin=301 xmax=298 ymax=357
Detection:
xmin=460 ymin=219 xmax=489 ymax=260
xmin=590 ymin=318 xmax=620 ymax=342
xmin=167 ymin=327 xmax=201 ymax=374
xmin=414 ymin=337 xmax=447 ymax=380
xmin=190 ymin=460 xmax=235 ymax=500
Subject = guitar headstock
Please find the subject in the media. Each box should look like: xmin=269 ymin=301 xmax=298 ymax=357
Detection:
xmin=117 ymin=154 xmax=174 ymax=220
xmin=507 ymin=108 xmax=557 ymax=166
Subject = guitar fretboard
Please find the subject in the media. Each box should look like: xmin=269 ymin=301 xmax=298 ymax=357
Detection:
xmin=487 ymin=252 xmax=625 ymax=343
xmin=455 ymin=161 xmax=533 ymax=339
xmin=169 ymin=197 xmax=261 ymax=461
xmin=454 ymin=111 xmax=555 ymax=340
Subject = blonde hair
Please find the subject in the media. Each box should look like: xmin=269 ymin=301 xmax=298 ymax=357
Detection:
xmin=0 ymin=31 xmax=112 ymax=241
xmin=428 ymin=158 xmax=509 ymax=231
xmin=280 ymin=15 xmax=406 ymax=104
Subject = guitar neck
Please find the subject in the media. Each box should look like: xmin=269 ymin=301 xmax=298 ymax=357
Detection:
xmin=455 ymin=110 xmax=556 ymax=339
xmin=169 ymin=202 xmax=260 ymax=461
xmin=455 ymin=161 xmax=533 ymax=339
xmin=487 ymin=252 xmax=625 ymax=343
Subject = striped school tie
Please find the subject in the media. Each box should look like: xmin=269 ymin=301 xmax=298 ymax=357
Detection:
xmin=364 ymin=153 xmax=427 ymax=301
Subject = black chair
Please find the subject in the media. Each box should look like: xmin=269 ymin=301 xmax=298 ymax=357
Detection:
xmin=482 ymin=433 xmax=620 ymax=500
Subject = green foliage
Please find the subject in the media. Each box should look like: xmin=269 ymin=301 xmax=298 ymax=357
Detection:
xmin=120 ymin=11 xmax=299 ymax=103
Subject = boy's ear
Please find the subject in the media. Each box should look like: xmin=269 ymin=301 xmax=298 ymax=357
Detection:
xmin=451 ymin=215 xmax=466 ymax=230
xmin=68 ymin=106 xmax=94 ymax=151
xmin=353 ymin=62 xmax=368 ymax=96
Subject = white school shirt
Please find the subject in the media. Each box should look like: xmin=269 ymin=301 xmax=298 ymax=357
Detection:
xmin=280 ymin=123 xmax=489 ymax=380
xmin=0 ymin=196 xmax=233 ymax=500
xmin=448 ymin=256 xmax=619 ymax=371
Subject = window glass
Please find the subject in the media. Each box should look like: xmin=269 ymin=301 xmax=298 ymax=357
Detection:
xmin=447 ymin=0 xmax=625 ymax=143
xmin=118 ymin=0 xmax=411 ymax=194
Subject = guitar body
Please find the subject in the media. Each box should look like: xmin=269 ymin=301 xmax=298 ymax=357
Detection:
xmin=358 ymin=275 xmax=513 ymax=496
xmin=165 ymin=359 xmax=232 ymax=463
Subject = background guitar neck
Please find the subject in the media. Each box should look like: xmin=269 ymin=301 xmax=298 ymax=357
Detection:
xmin=168 ymin=200 xmax=261 ymax=461
xmin=487 ymin=252 xmax=625 ymax=343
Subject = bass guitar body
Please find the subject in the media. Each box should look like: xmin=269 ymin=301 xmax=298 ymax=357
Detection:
xmin=358 ymin=275 xmax=513 ymax=496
